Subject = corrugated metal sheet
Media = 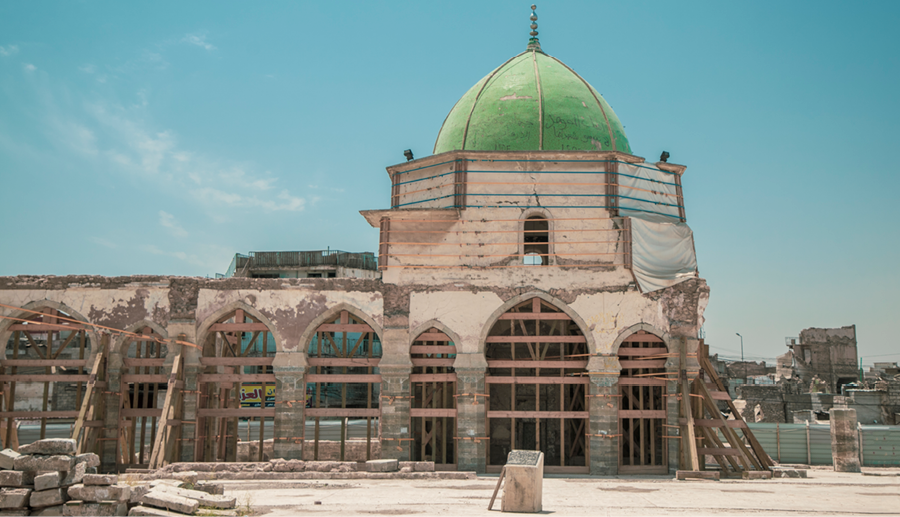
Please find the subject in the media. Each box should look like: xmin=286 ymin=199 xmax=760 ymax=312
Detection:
xmin=861 ymin=425 xmax=900 ymax=466
xmin=809 ymin=424 xmax=833 ymax=465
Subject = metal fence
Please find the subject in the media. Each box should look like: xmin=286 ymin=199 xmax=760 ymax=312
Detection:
xmin=746 ymin=423 xmax=900 ymax=466
xmin=225 ymin=250 xmax=378 ymax=277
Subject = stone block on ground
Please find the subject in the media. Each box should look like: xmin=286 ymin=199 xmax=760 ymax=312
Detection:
xmin=31 ymin=505 xmax=64 ymax=516
xmin=83 ymin=475 xmax=117 ymax=486
xmin=414 ymin=461 xmax=435 ymax=472
xmin=14 ymin=455 xmax=74 ymax=473
xmin=772 ymin=469 xmax=808 ymax=478
xmin=128 ymin=505 xmax=191 ymax=517
xmin=169 ymin=472 xmax=198 ymax=486
xmin=60 ymin=462 xmax=86 ymax=488
xmin=74 ymin=454 xmax=100 ymax=469
xmin=30 ymin=488 xmax=68 ymax=508
xmin=676 ymin=470 xmax=720 ymax=481
xmin=501 ymin=451 xmax=544 ymax=513
xmin=0 ymin=488 xmax=31 ymax=508
xmin=193 ymin=482 xmax=224 ymax=496
xmin=149 ymin=480 xmax=185 ymax=489
xmin=0 ymin=471 xmax=34 ymax=488
xmin=62 ymin=501 xmax=125 ymax=517
xmin=128 ymin=485 xmax=151 ymax=504
xmin=742 ymin=470 xmax=773 ymax=480
xmin=18 ymin=439 xmax=76 ymax=456
xmin=140 ymin=490 xmax=199 ymax=515
xmin=35 ymin=472 xmax=63 ymax=491
xmin=0 ymin=509 xmax=30 ymax=516
xmin=0 ymin=451 xmax=20 ymax=471
xmin=152 ymin=484 xmax=236 ymax=509
xmin=365 ymin=459 xmax=398 ymax=473
xmin=66 ymin=483 xmax=131 ymax=503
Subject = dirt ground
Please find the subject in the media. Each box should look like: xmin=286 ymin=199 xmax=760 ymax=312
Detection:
xmin=222 ymin=467 xmax=900 ymax=516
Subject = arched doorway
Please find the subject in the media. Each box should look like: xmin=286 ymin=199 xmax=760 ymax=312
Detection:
xmin=484 ymin=298 xmax=589 ymax=473
xmin=196 ymin=309 xmax=275 ymax=462
xmin=2 ymin=308 xmax=98 ymax=450
xmin=617 ymin=330 xmax=668 ymax=474
xmin=117 ymin=327 xmax=167 ymax=469
xmin=305 ymin=310 xmax=381 ymax=461
xmin=410 ymin=328 xmax=456 ymax=468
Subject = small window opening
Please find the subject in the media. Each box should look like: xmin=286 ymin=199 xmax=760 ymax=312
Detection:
xmin=523 ymin=216 xmax=549 ymax=265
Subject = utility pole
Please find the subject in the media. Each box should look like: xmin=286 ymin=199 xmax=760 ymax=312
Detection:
xmin=736 ymin=333 xmax=745 ymax=383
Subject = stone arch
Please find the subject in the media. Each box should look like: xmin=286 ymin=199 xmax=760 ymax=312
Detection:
xmin=478 ymin=291 xmax=595 ymax=355
xmin=113 ymin=319 xmax=169 ymax=357
xmin=298 ymin=302 xmax=384 ymax=352
xmin=0 ymin=299 xmax=101 ymax=362
xmin=196 ymin=301 xmax=284 ymax=354
xmin=409 ymin=319 xmax=462 ymax=348
xmin=610 ymin=322 xmax=673 ymax=358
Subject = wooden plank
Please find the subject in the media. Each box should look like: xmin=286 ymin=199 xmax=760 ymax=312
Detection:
xmin=305 ymin=408 xmax=380 ymax=418
xmin=121 ymin=374 xmax=168 ymax=384
xmin=0 ymin=411 xmax=80 ymax=418
xmin=122 ymin=358 xmax=166 ymax=367
xmin=617 ymin=377 xmax=667 ymax=386
xmin=498 ymin=313 xmax=571 ymax=320
xmin=410 ymin=374 xmax=456 ymax=383
xmin=679 ymin=418 xmax=748 ymax=428
xmin=198 ymin=357 xmax=275 ymax=366
xmin=619 ymin=360 xmax=667 ymax=369
xmin=198 ymin=374 xmax=276 ymax=383
xmin=486 ymin=336 xmax=586 ymax=343
xmin=410 ymin=345 xmax=456 ymax=354
xmin=411 ymin=334 xmax=452 ymax=343
xmin=305 ymin=374 xmax=381 ymax=383
xmin=7 ymin=323 xmax=84 ymax=331
xmin=487 ymin=466 xmax=505 ymax=511
xmin=1 ymin=360 xmax=88 ymax=367
xmin=621 ymin=334 xmax=664 ymax=343
xmin=197 ymin=408 xmax=275 ymax=418
xmin=680 ymin=339 xmax=699 ymax=472
xmin=0 ymin=375 xmax=90 ymax=383
xmin=71 ymin=347 xmax=104 ymax=447
xmin=694 ymin=377 xmax=761 ymax=471
xmin=149 ymin=349 xmax=182 ymax=469
xmin=484 ymin=376 xmax=589 ymax=385
xmin=411 ymin=358 xmax=455 ymax=367
xmin=619 ymin=410 xmax=666 ymax=419
xmin=486 ymin=360 xmax=588 ymax=368
xmin=698 ymin=448 xmax=742 ymax=456
xmin=315 ymin=324 xmax=373 ymax=333
xmin=410 ymin=408 xmax=456 ymax=418
xmin=486 ymin=411 xmax=588 ymax=419
xmin=707 ymin=390 xmax=732 ymax=400
xmin=306 ymin=358 xmax=380 ymax=367
xmin=617 ymin=347 xmax=667 ymax=356
xmin=208 ymin=323 xmax=269 ymax=332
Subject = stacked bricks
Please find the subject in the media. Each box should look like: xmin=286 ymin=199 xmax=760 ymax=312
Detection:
xmin=0 ymin=439 xmax=102 ymax=516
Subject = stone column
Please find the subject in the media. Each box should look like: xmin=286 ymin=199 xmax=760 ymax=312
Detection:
xmin=830 ymin=407 xmax=861 ymax=472
xmin=380 ymin=365 xmax=412 ymax=461
xmin=100 ymin=346 xmax=123 ymax=471
xmin=272 ymin=351 xmax=307 ymax=460
xmin=586 ymin=355 xmax=619 ymax=475
xmin=455 ymin=360 xmax=487 ymax=473
xmin=178 ymin=343 xmax=201 ymax=463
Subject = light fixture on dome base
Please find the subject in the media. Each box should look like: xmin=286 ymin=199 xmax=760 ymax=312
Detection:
xmin=403 ymin=149 xmax=414 ymax=162
xmin=660 ymin=151 xmax=670 ymax=162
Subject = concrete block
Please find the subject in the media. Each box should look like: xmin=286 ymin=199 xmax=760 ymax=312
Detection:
xmin=140 ymin=489 xmax=199 ymax=515
xmin=501 ymin=451 xmax=543 ymax=513
xmin=14 ymin=455 xmax=74 ymax=473
xmin=676 ymin=471 xmax=720 ymax=481
xmin=0 ymin=510 xmax=29 ymax=516
xmin=30 ymin=488 xmax=68 ymax=508
xmin=128 ymin=505 xmax=186 ymax=517
xmin=193 ymin=482 xmax=224 ymax=496
xmin=128 ymin=485 xmax=151 ymax=505
xmin=148 ymin=480 xmax=185 ymax=489
xmin=742 ymin=470 xmax=773 ymax=480
xmin=35 ymin=472 xmax=63 ymax=491
xmin=31 ymin=505 xmax=64 ymax=516
xmin=18 ymin=440 xmax=76 ymax=456
xmin=169 ymin=472 xmax=198 ymax=486
xmin=0 ymin=471 xmax=34 ymax=488
xmin=60 ymin=462 xmax=86 ymax=487
xmin=772 ymin=469 xmax=808 ymax=478
xmin=83 ymin=475 xmax=118 ymax=486
xmin=85 ymin=467 xmax=98 ymax=475
xmin=0 ymin=488 xmax=31 ymax=508
xmin=414 ymin=461 xmax=435 ymax=472
xmin=152 ymin=484 xmax=236 ymax=509
xmin=74 ymin=454 xmax=100 ymax=468
xmin=62 ymin=501 xmax=124 ymax=517
xmin=0 ymin=451 xmax=20 ymax=471
xmin=66 ymin=483 xmax=132 ymax=503
xmin=366 ymin=459 xmax=398 ymax=473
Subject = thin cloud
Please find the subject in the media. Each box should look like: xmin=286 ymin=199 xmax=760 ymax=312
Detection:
xmin=0 ymin=45 xmax=19 ymax=57
xmin=23 ymin=63 xmax=36 ymax=72
xmin=89 ymin=237 xmax=117 ymax=249
xmin=159 ymin=211 xmax=188 ymax=238
xmin=140 ymin=244 xmax=207 ymax=268
xmin=79 ymin=64 xmax=96 ymax=74
xmin=182 ymin=33 xmax=216 ymax=51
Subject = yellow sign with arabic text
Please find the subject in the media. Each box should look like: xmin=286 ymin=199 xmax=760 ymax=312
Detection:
xmin=240 ymin=383 xmax=275 ymax=408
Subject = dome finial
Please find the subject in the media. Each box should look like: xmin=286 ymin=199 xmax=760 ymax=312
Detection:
xmin=527 ymin=4 xmax=542 ymax=52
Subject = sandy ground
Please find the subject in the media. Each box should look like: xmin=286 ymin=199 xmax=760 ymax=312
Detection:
xmin=221 ymin=467 xmax=900 ymax=516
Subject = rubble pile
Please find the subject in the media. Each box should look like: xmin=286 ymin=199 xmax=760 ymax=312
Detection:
xmin=0 ymin=440 xmax=234 ymax=517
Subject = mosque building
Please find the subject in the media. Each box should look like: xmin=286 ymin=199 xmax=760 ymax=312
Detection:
xmin=0 ymin=7 xmax=708 ymax=475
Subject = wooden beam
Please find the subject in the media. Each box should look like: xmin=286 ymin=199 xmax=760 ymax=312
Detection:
xmin=0 ymin=360 xmax=88 ymax=367
xmin=409 ymin=408 xmax=456 ymax=418
xmin=486 ymin=336 xmax=586 ymax=343
xmin=71 ymin=338 xmax=106 ymax=450
xmin=486 ymin=360 xmax=588 ymax=368
xmin=305 ymin=374 xmax=381 ymax=383
xmin=484 ymin=376 xmax=589 ymax=385
xmin=306 ymin=358 xmax=380 ymax=367
xmin=305 ymin=408 xmax=380 ymax=418
xmin=198 ymin=357 xmax=275 ymax=366
xmin=197 ymin=374 xmax=276 ymax=383
xmin=410 ymin=345 xmax=456 ymax=354
xmin=149 ymin=348 xmax=183 ymax=469
xmin=486 ymin=411 xmax=589 ymax=419
xmin=196 ymin=408 xmax=275 ymax=418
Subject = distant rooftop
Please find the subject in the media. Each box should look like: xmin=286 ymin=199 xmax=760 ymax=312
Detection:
xmin=223 ymin=250 xmax=378 ymax=278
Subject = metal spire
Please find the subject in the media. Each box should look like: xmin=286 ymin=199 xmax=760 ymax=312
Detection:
xmin=527 ymin=4 xmax=542 ymax=52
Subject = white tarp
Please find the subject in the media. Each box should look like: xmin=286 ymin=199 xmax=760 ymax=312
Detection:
xmin=630 ymin=217 xmax=698 ymax=293
xmin=617 ymin=162 xmax=682 ymax=222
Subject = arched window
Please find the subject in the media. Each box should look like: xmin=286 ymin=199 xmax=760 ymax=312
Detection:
xmin=410 ymin=328 xmax=457 ymax=467
xmin=523 ymin=216 xmax=549 ymax=265
xmin=617 ymin=330 xmax=667 ymax=474
xmin=119 ymin=327 xmax=167 ymax=469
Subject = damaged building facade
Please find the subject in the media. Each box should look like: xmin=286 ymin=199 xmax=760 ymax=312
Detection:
xmin=0 ymin=15 xmax=710 ymax=475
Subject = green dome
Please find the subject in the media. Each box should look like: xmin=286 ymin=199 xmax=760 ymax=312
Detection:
xmin=434 ymin=48 xmax=631 ymax=154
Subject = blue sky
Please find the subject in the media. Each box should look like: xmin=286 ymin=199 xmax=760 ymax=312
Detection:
xmin=1 ymin=1 xmax=898 ymax=364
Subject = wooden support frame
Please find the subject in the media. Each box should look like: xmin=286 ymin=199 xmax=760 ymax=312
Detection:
xmin=411 ymin=328 xmax=457 ymax=467
xmin=149 ymin=340 xmax=185 ymax=469
xmin=485 ymin=298 xmax=589 ymax=473
xmin=72 ymin=333 xmax=109 ymax=455
xmin=117 ymin=327 xmax=167 ymax=470
xmin=618 ymin=330 xmax=669 ymax=474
